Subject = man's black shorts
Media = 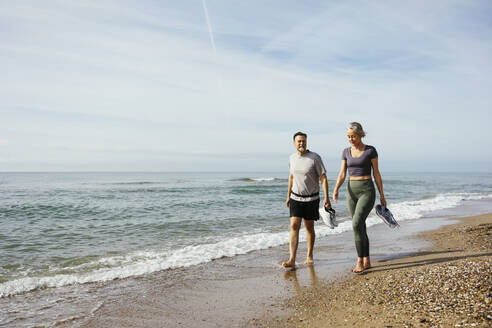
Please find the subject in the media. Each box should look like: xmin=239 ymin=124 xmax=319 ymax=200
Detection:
xmin=289 ymin=198 xmax=320 ymax=220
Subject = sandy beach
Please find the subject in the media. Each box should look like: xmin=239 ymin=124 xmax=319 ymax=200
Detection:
xmin=253 ymin=213 xmax=492 ymax=327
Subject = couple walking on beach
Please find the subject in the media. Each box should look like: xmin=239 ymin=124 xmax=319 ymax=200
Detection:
xmin=283 ymin=122 xmax=386 ymax=274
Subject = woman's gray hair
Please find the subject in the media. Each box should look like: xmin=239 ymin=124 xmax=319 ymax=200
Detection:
xmin=347 ymin=122 xmax=366 ymax=137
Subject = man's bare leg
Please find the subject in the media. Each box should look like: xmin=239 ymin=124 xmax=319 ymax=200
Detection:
xmin=304 ymin=219 xmax=315 ymax=264
xmin=282 ymin=217 xmax=302 ymax=268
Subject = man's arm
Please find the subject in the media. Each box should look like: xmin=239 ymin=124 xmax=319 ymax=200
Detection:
xmin=320 ymin=173 xmax=331 ymax=209
xmin=286 ymin=173 xmax=293 ymax=208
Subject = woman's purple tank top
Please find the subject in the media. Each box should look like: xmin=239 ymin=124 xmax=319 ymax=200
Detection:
xmin=341 ymin=145 xmax=378 ymax=176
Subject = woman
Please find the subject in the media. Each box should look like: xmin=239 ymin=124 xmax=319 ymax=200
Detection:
xmin=332 ymin=122 xmax=386 ymax=273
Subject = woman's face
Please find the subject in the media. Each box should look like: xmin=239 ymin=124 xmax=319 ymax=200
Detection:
xmin=347 ymin=129 xmax=361 ymax=146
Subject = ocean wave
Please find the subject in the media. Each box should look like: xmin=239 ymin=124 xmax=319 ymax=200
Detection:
xmin=116 ymin=187 xmax=191 ymax=194
xmin=365 ymin=192 xmax=492 ymax=227
xmin=0 ymin=222 xmax=354 ymax=297
xmin=105 ymin=181 xmax=158 ymax=185
xmin=229 ymin=177 xmax=287 ymax=182
xmin=230 ymin=185 xmax=283 ymax=195
xmin=230 ymin=189 xmax=273 ymax=195
xmin=1 ymin=191 xmax=491 ymax=297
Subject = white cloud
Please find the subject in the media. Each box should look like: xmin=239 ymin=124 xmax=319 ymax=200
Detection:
xmin=0 ymin=0 xmax=491 ymax=171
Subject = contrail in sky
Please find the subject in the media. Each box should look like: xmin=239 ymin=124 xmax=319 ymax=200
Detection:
xmin=201 ymin=0 xmax=224 ymax=97
xmin=202 ymin=0 xmax=217 ymax=55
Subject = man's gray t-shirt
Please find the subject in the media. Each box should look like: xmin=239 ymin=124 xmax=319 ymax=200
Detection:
xmin=289 ymin=150 xmax=326 ymax=202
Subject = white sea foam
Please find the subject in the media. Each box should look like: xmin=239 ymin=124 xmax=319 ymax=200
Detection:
xmin=250 ymin=177 xmax=276 ymax=182
xmin=1 ymin=192 xmax=491 ymax=297
xmin=364 ymin=192 xmax=492 ymax=228
xmin=0 ymin=231 xmax=288 ymax=297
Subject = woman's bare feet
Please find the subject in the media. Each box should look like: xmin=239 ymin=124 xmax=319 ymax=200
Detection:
xmin=363 ymin=257 xmax=372 ymax=270
xmin=352 ymin=258 xmax=364 ymax=273
xmin=305 ymin=258 xmax=314 ymax=265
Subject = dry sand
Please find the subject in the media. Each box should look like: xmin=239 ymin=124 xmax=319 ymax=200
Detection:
xmin=252 ymin=214 xmax=492 ymax=327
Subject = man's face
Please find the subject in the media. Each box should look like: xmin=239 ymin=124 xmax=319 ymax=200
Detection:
xmin=294 ymin=135 xmax=307 ymax=153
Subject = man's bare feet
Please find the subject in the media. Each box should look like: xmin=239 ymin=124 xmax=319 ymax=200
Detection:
xmin=282 ymin=260 xmax=296 ymax=268
xmin=305 ymin=258 xmax=314 ymax=265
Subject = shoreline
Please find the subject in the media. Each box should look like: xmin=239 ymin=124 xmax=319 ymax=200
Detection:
xmin=253 ymin=213 xmax=492 ymax=327
xmin=2 ymin=213 xmax=490 ymax=328
xmin=53 ymin=214 xmax=451 ymax=328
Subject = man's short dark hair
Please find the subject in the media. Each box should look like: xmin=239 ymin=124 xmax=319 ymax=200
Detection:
xmin=293 ymin=131 xmax=307 ymax=141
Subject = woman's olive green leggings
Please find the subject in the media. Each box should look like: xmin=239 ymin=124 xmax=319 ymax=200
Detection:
xmin=347 ymin=180 xmax=375 ymax=257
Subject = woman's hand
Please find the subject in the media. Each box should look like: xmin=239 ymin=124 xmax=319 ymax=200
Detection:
xmin=332 ymin=189 xmax=339 ymax=203
xmin=380 ymin=195 xmax=387 ymax=207
xmin=333 ymin=160 xmax=346 ymax=205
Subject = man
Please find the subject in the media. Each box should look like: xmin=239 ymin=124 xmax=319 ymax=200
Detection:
xmin=283 ymin=131 xmax=331 ymax=268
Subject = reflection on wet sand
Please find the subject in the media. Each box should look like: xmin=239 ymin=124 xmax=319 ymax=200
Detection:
xmin=284 ymin=264 xmax=319 ymax=295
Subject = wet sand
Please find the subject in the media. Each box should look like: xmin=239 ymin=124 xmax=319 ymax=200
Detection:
xmin=253 ymin=213 xmax=492 ymax=327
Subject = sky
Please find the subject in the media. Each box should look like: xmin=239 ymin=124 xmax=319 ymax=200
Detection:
xmin=1 ymin=0 xmax=491 ymax=172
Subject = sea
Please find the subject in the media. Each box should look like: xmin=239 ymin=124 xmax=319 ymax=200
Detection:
xmin=1 ymin=171 xmax=492 ymax=327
